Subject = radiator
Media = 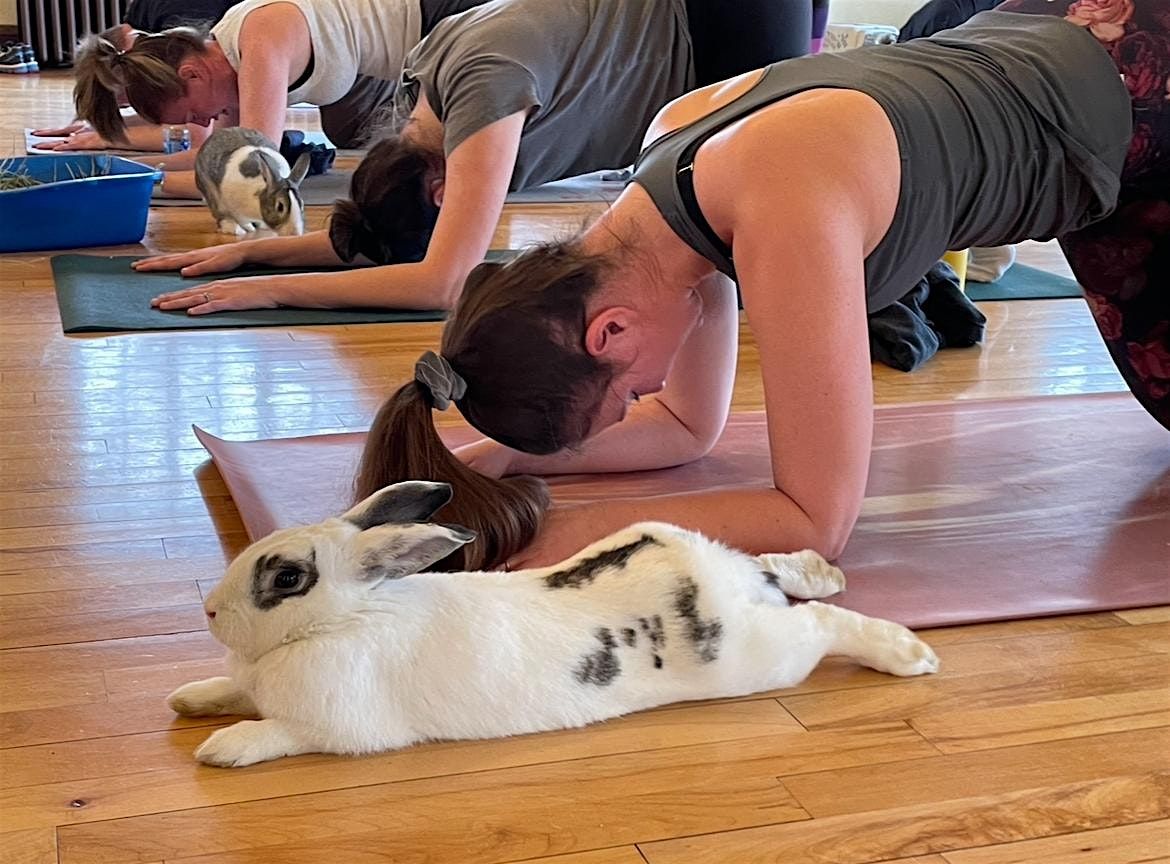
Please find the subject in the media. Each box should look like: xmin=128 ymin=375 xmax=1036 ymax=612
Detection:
xmin=17 ymin=0 xmax=129 ymax=67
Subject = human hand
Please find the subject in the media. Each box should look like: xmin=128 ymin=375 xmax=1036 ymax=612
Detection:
xmin=31 ymin=131 xmax=113 ymax=151
xmin=149 ymin=274 xmax=293 ymax=315
xmin=30 ymin=121 xmax=88 ymax=137
xmin=452 ymin=437 xmax=517 ymax=479
xmin=134 ymin=244 xmax=253 ymax=277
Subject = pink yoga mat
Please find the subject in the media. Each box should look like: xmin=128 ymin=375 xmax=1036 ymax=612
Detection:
xmin=195 ymin=394 xmax=1170 ymax=628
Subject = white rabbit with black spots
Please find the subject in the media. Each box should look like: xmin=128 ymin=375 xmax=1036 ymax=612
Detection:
xmin=169 ymin=481 xmax=939 ymax=767
xmin=194 ymin=127 xmax=311 ymax=237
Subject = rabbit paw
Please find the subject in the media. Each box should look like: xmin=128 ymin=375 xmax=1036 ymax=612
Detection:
xmin=195 ymin=719 xmax=311 ymax=767
xmin=757 ymin=550 xmax=846 ymax=599
xmin=873 ymin=627 xmax=940 ymax=677
xmin=168 ymin=677 xmax=255 ymax=717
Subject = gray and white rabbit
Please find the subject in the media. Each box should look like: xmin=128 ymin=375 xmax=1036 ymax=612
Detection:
xmin=168 ymin=481 xmax=939 ymax=768
xmin=194 ymin=128 xmax=311 ymax=237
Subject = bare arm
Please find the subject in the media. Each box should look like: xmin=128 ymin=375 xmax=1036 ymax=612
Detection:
xmin=144 ymin=112 xmax=526 ymax=314
xmin=31 ymin=120 xmax=209 ymax=158
xmin=235 ymin=4 xmax=312 ymax=144
xmin=507 ymin=217 xmax=872 ymax=566
xmin=136 ymin=230 xmax=345 ymax=278
xmin=506 ymin=98 xmax=897 ymax=567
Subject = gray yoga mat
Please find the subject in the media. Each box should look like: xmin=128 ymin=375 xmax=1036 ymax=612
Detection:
xmin=150 ymin=169 xmax=624 ymax=208
xmin=965 ymin=264 xmax=1082 ymax=301
xmin=50 ymin=253 xmax=513 ymax=333
xmin=151 ymin=168 xmax=354 ymax=208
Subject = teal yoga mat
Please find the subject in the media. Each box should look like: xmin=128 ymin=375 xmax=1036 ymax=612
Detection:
xmin=51 ymin=254 xmax=506 ymax=333
xmin=964 ymin=264 xmax=1081 ymax=301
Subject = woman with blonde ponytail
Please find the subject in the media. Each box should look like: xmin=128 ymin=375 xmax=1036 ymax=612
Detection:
xmin=68 ymin=0 xmax=488 ymax=198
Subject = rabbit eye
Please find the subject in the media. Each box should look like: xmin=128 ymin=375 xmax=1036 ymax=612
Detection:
xmin=273 ymin=568 xmax=301 ymax=590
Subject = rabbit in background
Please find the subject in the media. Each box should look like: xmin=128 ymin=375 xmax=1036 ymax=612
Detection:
xmin=194 ymin=128 xmax=311 ymax=237
xmin=169 ymin=481 xmax=939 ymax=768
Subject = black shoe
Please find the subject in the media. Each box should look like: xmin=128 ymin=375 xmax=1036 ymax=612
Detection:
xmin=0 ymin=43 xmax=30 ymax=73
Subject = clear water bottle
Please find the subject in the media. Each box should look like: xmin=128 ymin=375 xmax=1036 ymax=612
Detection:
xmin=163 ymin=126 xmax=192 ymax=154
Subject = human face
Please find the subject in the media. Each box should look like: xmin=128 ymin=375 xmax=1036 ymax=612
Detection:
xmin=589 ymin=286 xmax=704 ymax=435
xmin=155 ymin=63 xmax=233 ymax=127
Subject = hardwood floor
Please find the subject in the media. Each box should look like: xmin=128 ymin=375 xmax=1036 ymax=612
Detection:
xmin=1 ymin=71 xmax=1166 ymax=864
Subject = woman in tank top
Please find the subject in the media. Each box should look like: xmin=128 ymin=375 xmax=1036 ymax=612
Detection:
xmin=68 ymin=0 xmax=488 ymax=198
xmin=132 ymin=0 xmax=815 ymax=315
xmin=311 ymin=1 xmax=1163 ymax=574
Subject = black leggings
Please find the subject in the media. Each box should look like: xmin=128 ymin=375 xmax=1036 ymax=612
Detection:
xmin=684 ymin=0 xmax=814 ymax=87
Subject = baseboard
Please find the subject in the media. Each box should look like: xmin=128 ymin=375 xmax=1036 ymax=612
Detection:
xmin=0 ymin=25 xmax=19 ymax=41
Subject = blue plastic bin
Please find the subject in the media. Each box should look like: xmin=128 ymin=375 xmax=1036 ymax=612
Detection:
xmin=0 ymin=155 xmax=162 ymax=253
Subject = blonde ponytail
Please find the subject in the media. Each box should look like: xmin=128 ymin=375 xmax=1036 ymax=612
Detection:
xmin=72 ymin=26 xmax=206 ymax=143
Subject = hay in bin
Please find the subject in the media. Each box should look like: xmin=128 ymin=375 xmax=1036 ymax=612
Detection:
xmin=0 ymin=158 xmax=110 ymax=191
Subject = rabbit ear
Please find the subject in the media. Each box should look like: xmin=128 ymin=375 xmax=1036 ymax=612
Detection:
xmin=350 ymin=521 xmax=476 ymax=582
xmin=288 ymin=152 xmax=312 ymax=187
xmin=343 ymin=481 xmax=453 ymax=530
xmin=255 ymin=152 xmax=276 ymax=186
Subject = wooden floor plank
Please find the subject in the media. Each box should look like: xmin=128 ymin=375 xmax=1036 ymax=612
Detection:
xmin=0 ymin=699 xmax=799 ymax=791
xmin=638 ymin=773 xmax=1170 ymax=864
xmin=0 ymin=827 xmax=57 ymax=864
xmin=910 ymin=688 xmax=1170 ymax=753
xmin=1116 ymin=608 xmax=1170 ymax=625
xmin=52 ymin=738 xmax=812 ymax=862
xmin=780 ymin=654 xmax=1170 ymax=729
xmin=496 ymin=850 xmax=649 ymax=864
xmin=940 ymin=819 xmax=1170 ymax=863
xmin=914 ymin=613 xmax=1130 ymax=647
xmin=779 ymin=728 xmax=1170 ymax=818
xmin=23 ymin=723 xmax=928 ymax=836
xmin=0 ymin=603 xmax=207 ymax=650
xmin=0 ymin=558 xmax=224 ymax=595
xmin=0 ymin=693 xmax=232 ymax=750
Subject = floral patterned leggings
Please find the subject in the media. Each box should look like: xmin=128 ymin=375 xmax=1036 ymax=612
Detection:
xmin=997 ymin=0 xmax=1170 ymax=428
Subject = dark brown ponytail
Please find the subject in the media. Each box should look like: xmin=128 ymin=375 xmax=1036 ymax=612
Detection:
xmin=354 ymin=382 xmax=550 ymax=571
xmin=328 ymin=134 xmax=442 ymax=265
xmin=353 ymin=243 xmax=618 ymax=571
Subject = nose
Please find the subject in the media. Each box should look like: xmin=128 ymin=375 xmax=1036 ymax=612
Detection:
xmin=205 ymin=608 xmax=216 ymax=620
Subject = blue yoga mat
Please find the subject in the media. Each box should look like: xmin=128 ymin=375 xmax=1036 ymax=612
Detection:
xmin=50 ymin=252 xmax=516 ymax=333
xmin=964 ymin=264 xmax=1081 ymax=301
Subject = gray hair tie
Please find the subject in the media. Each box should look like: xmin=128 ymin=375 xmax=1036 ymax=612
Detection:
xmin=414 ymin=350 xmax=467 ymax=410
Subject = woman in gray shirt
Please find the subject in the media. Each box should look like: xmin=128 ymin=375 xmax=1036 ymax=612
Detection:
xmin=338 ymin=5 xmax=1165 ymax=573
xmin=137 ymin=0 xmax=814 ymax=311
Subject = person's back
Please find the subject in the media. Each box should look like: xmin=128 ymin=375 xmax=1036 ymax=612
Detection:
xmin=398 ymin=0 xmax=694 ymax=190
xmin=633 ymin=11 xmax=1130 ymax=311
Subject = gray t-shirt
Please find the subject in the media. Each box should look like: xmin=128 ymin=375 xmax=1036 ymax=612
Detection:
xmin=398 ymin=0 xmax=693 ymax=190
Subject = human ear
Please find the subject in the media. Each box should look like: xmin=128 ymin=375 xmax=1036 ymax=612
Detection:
xmin=584 ymin=307 xmax=638 ymax=361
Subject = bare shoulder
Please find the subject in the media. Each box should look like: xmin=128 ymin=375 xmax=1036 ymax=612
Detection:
xmin=641 ymin=70 xmax=766 ymax=148
xmin=699 ymin=89 xmax=901 ymax=257
xmin=238 ymin=1 xmax=312 ymax=48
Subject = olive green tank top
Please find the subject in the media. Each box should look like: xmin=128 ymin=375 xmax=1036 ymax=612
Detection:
xmin=631 ymin=11 xmax=1130 ymax=312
